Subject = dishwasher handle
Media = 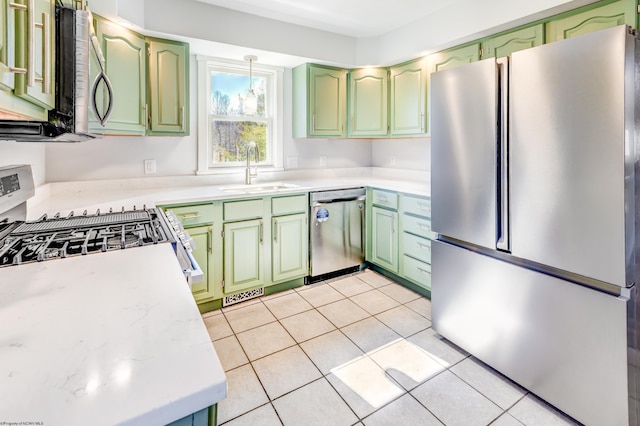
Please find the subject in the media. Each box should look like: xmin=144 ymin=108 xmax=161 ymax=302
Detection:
xmin=312 ymin=195 xmax=366 ymax=207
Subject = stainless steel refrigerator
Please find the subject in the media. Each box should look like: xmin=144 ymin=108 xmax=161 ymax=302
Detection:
xmin=430 ymin=25 xmax=639 ymax=426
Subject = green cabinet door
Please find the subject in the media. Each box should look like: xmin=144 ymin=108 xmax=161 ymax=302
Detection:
xmin=146 ymin=37 xmax=189 ymax=135
xmin=546 ymin=1 xmax=633 ymax=42
xmin=348 ymin=67 xmax=388 ymax=137
xmin=223 ymin=219 xmax=264 ymax=294
xmin=14 ymin=0 xmax=54 ymax=110
xmin=428 ymin=43 xmax=480 ymax=74
xmin=482 ymin=24 xmax=544 ymax=59
xmin=91 ymin=16 xmax=146 ymax=135
xmin=188 ymin=225 xmax=215 ymax=302
xmin=272 ymin=213 xmax=308 ymax=283
xmin=309 ymin=65 xmax=347 ymax=137
xmin=389 ymin=58 xmax=426 ymax=136
xmin=0 ymin=0 xmax=17 ymax=92
xmin=371 ymin=206 xmax=398 ymax=273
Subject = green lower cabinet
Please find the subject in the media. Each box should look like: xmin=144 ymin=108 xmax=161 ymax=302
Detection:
xmin=223 ymin=219 xmax=264 ymax=293
xmin=402 ymin=255 xmax=431 ymax=290
xmin=481 ymin=24 xmax=544 ymax=59
xmin=370 ymin=206 xmax=398 ymax=273
xmin=546 ymin=0 xmax=633 ymax=42
xmin=188 ymin=225 xmax=215 ymax=302
xmin=272 ymin=213 xmax=308 ymax=283
xmin=166 ymin=405 xmax=215 ymax=426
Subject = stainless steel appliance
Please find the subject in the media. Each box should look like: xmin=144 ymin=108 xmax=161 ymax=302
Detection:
xmin=0 ymin=165 xmax=201 ymax=285
xmin=309 ymin=188 xmax=365 ymax=279
xmin=0 ymin=5 xmax=113 ymax=142
xmin=430 ymin=25 xmax=639 ymax=426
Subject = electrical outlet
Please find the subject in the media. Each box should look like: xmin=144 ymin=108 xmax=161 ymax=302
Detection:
xmin=287 ymin=156 xmax=299 ymax=169
xmin=144 ymin=159 xmax=156 ymax=174
xmin=390 ymin=156 xmax=396 ymax=166
xmin=320 ymin=156 xmax=327 ymax=167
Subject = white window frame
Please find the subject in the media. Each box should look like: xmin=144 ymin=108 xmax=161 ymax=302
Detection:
xmin=196 ymin=55 xmax=284 ymax=174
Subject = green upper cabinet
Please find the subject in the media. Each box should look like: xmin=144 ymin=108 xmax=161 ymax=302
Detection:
xmin=481 ymin=24 xmax=545 ymax=59
xmin=272 ymin=213 xmax=308 ymax=283
xmin=292 ymin=63 xmax=347 ymax=138
xmin=146 ymin=37 xmax=189 ymax=136
xmin=223 ymin=219 xmax=265 ymax=294
xmin=91 ymin=16 xmax=146 ymax=135
xmin=389 ymin=58 xmax=427 ymax=136
xmin=546 ymin=0 xmax=634 ymax=42
xmin=0 ymin=0 xmax=53 ymax=119
xmin=428 ymin=43 xmax=480 ymax=74
xmin=348 ymin=67 xmax=388 ymax=137
xmin=14 ymin=0 xmax=55 ymax=111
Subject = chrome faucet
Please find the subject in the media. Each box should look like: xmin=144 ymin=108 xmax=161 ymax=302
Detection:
xmin=245 ymin=141 xmax=259 ymax=185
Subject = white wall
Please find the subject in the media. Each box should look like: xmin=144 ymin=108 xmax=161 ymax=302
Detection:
xmin=0 ymin=142 xmax=46 ymax=186
xmin=371 ymin=138 xmax=430 ymax=172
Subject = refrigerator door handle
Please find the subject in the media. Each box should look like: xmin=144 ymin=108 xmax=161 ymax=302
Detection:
xmin=496 ymin=57 xmax=510 ymax=252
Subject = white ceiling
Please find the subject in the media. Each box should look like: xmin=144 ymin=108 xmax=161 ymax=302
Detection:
xmin=194 ymin=0 xmax=461 ymax=38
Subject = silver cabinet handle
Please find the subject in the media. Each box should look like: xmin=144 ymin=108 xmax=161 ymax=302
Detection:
xmin=34 ymin=11 xmax=50 ymax=93
xmin=259 ymin=220 xmax=264 ymax=244
xmin=273 ymin=219 xmax=278 ymax=242
xmin=208 ymin=227 xmax=213 ymax=254
xmin=180 ymin=213 xmax=201 ymax=220
xmin=8 ymin=2 xmax=27 ymax=75
xmin=417 ymin=267 xmax=429 ymax=274
xmin=417 ymin=242 xmax=429 ymax=249
xmin=417 ymin=203 xmax=431 ymax=212
xmin=417 ymin=223 xmax=432 ymax=232
xmin=179 ymin=106 xmax=185 ymax=128
xmin=26 ymin=0 xmax=35 ymax=87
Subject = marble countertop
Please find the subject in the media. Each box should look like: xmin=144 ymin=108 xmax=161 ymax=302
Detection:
xmin=0 ymin=244 xmax=226 ymax=425
xmin=28 ymin=174 xmax=430 ymax=220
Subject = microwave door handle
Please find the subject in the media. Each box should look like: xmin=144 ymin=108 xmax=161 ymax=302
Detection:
xmin=91 ymin=71 xmax=114 ymax=127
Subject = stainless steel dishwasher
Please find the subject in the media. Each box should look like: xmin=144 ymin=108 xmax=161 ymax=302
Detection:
xmin=309 ymin=188 xmax=366 ymax=280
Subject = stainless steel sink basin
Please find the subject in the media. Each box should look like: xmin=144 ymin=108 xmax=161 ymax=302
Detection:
xmin=218 ymin=183 xmax=301 ymax=194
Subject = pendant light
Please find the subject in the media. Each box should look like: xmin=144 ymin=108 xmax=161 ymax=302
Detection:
xmin=244 ymin=55 xmax=258 ymax=115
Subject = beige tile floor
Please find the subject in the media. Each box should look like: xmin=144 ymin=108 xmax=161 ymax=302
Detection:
xmin=202 ymin=269 xmax=580 ymax=426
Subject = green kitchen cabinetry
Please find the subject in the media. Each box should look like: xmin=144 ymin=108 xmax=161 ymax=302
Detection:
xmin=91 ymin=15 xmax=147 ymax=135
xmin=272 ymin=213 xmax=308 ymax=283
xmin=428 ymin=43 xmax=480 ymax=74
xmin=0 ymin=0 xmax=53 ymax=120
xmin=146 ymin=37 xmax=189 ymax=136
xmin=368 ymin=189 xmax=399 ymax=273
xmin=348 ymin=67 xmax=388 ymax=137
xmin=293 ymin=63 xmax=347 ymax=138
xmin=366 ymin=188 xmax=432 ymax=296
xmin=271 ymin=194 xmax=308 ymax=284
xmin=90 ymin=16 xmax=189 ymax=136
xmin=481 ymin=24 xmax=545 ymax=58
xmin=546 ymin=0 xmax=634 ymax=42
xmin=223 ymin=219 xmax=265 ymax=293
xmin=400 ymin=195 xmax=433 ymax=291
xmin=162 ymin=203 xmax=217 ymax=304
xmin=389 ymin=59 xmax=427 ymax=136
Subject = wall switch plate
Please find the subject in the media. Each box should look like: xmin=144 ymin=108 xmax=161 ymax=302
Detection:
xmin=287 ymin=156 xmax=299 ymax=169
xmin=320 ymin=156 xmax=327 ymax=167
xmin=144 ymin=159 xmax=156 ymax=174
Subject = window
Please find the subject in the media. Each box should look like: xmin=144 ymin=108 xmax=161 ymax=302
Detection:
xmin=197 ymin=56 xmax=283 ymax=173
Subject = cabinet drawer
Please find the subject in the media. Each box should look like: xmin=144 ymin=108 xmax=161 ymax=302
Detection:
xmin=403 ymin=214 xmax=435 ymax=239
xmin=403 ymin=232 xmax=431 ymax=263
xmin=402 ymin=195 xmax=431 ymax=218
xmin=224 ymin=199 xmax=264 ymax=221
xmin=372 ymin=189 xmax=398 ymax=210
xmin=167 ymin=204 xmax=214 ymax=227
xmin=272 ymin=194 xmax=307 ymax=216
xmin=402 ymin=255 xmax=431 ymax=289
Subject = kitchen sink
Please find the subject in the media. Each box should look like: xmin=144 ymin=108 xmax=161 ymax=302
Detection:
xmin=218 ymin=182 xmax=301 ymax=194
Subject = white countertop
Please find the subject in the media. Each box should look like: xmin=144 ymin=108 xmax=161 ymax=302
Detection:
xmin=0 ymin=169 xmax=426 ymax=423
xmin=28 ymin=174 xmax=430 ymax=219
xmin=0 ymin=244 xmax=226 ymax=425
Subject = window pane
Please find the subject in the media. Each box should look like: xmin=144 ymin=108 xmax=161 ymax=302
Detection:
xmin=210 ymin=120 xmax=267 ymax=164
xmin=211 ymin=72 xmax=266 ymax=117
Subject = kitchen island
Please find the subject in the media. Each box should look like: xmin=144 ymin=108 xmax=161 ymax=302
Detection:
xmin=0 ymin=244 xmax=226 ymax=425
